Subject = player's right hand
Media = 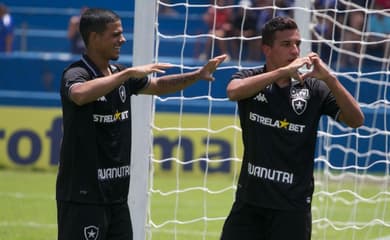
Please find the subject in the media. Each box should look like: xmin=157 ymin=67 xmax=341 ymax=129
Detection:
xmin=285 ymin=56 xmax=313 ymax=84
xmin=129 ymin=63 xmax=174 ymax=78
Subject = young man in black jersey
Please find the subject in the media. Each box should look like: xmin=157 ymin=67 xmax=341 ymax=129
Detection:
xmin=57 ymin=8 xmax=226 ymax=240
xmin=220 ymin=16 xmax=364 ymax=240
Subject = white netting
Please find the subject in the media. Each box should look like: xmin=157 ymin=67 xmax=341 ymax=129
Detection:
xmin=147 ymin=0 xmax=390 ymax=239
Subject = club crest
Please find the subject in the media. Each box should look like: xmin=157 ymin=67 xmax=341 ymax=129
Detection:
xmin=290 ymin=87 xmax=310 ymax=115
xmin=119 ymin=85 xmax=126 ymax=103
xmin=84 ymin=225 xmax=99 ymax=240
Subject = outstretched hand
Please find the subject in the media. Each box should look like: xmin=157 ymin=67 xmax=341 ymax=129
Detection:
xmin=198 ymin=54 xmax=228 ymax=81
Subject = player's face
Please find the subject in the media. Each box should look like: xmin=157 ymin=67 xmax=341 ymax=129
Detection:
xmin=264 ymin=29 xmax=301 ymax=70
xmin=96 ymin=20 xmax=126 ymax=61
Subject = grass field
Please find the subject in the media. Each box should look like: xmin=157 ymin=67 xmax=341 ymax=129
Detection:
xmin=0 ymin=169 xmax=57 ymax=240
xmin=0 ymin=169 xmax=389 ymax=240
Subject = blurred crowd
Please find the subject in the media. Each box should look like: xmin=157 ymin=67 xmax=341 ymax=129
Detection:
xmin=312 ymin=0 xmax=390 ymax=66
xmin=0 ymin=3 xmax=88 ymax=54
xmin=195 ymin=0 xmax=390 ymax=66
xmin=2 ymin=1 xmax=389 ymax=67
xmin=198 ymin=0 xmax=295 ymax=62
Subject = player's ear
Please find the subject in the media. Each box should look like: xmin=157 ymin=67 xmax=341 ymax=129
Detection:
xmin=262 ymin=44 xmax=271 ymax=57
xmin=89 ymin=32 xmax=99 ymax=45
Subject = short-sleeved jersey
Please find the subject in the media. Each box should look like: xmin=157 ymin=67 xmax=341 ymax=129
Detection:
xmin=233 ymin=66 xmax=340 ymax=210
xmin=57 ymin=54 xmax=150 ymax=204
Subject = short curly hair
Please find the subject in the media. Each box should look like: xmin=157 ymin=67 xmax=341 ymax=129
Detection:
xmin=79 ymin=8 xmax=121 ymax=47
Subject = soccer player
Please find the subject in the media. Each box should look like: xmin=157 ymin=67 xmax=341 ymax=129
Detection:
xmin=56 ymin=8 xmax=226 ymax=240
xmin=220 ymin=16 xmax=364 ymax=240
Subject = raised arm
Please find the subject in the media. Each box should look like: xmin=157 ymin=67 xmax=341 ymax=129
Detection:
xmin=69 ymin=63 xmax=173 ymax=106
xmin=140 ymin=54 xmax=227 ymax=95
xmin=227 ymin=68 xmax=289 ymax=101
xmin=69 ymin=55 xmax=226 ymax=105
xmin=303 ymin=53 xmax=364 ymax=128
xmin=227 ymin=56 xmax=311 ymax=101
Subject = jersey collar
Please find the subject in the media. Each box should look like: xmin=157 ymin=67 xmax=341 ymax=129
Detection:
xmin=81 ymin=54 xmax=101 ymax=77
xmin=81 ymin=54 xmax=116 ymax=77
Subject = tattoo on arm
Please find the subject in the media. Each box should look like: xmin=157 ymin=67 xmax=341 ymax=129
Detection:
xmin=157 ymin=71 xmax=199 ymax=89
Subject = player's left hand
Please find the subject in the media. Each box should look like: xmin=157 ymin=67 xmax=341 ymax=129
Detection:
xmin=301 ymin=53 xmax=333 ymax=83
xmin=198 ymin=54 xmax=227 ymax=81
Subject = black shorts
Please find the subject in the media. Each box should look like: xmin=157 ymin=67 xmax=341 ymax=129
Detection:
xmin=57 ymin=201 xmax=132 ymax=240
xmin=220 ymin=200 xmax=312 ymax=240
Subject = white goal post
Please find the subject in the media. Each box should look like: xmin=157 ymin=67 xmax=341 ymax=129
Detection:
xmin=129 ymin=1 xmax=156 ymax=240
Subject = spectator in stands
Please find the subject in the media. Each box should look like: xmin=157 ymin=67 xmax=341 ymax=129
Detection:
xmin=339 ymin=0 xmax=372 ymax=67
xmin=254 ymin=0 xmax=293 ymax=32
xmin=366 ymin=0 xmax=390 ymax=58
xmin=220 ymin=16 xmax=364 ymax=240
xmin=314 ymin=0 xmax=337 ymax=9
xmin=57 ymin=8 xmax=226 ymax=240
xmin=312 ymin=0 xmax=337 ymax=63
xmin=230 ymin=0 xmax=259 ymax=61
xmin=339 ymin=11 xmax=364 ymax=67
xmin=252 ymin=0 xmax=293 ymax=61
xmin=67 ymin=6 xmax=88 ymax=54
xmin=375 ymin=0 xmax=390 ymax=8
xmin=0 ymin=3 xmax=13 ymax=53
xmin=198 ymin=0 xmax=234 ymax=61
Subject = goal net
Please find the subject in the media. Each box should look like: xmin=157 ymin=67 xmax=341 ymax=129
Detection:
xmin=131 ymin=0 xmax=390 ymax=239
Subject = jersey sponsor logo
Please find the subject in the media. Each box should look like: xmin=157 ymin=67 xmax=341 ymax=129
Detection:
xmin=93 ymin=110 xmax=129 ymax=123
xmin=97 ymin=165 xmax=130 ymax=181
xmin=253 ymin=92 xmax=268 ymax=103
xmin=290 ymin=87 xmax=310 ymax=115
xmin=248 ymin=162 xmax=294 ymax=184
xmin=84 ymin=225 xmax=99 ymax=240
xmin=249 ymin=112 xmax=305 ymax=133
xmin=119 ymin=85 xmax=126 ymax=103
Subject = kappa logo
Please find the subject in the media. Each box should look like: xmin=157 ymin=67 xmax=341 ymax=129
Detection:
xmin=290 ymin=87 xmax=310 ymax=115
xmin=96 ymin=96 xmax=107 ymax=102
xmin=253 ymin=92 xmax=268 ymax=103
xmin=84 ymin=225 xmax=99 ymax=240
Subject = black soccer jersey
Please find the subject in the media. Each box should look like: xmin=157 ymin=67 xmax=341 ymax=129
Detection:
xmin=57 ymin=54 xmax=150 ymax=204
xmin=233 ymin=66 xmax=340 ymax=210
